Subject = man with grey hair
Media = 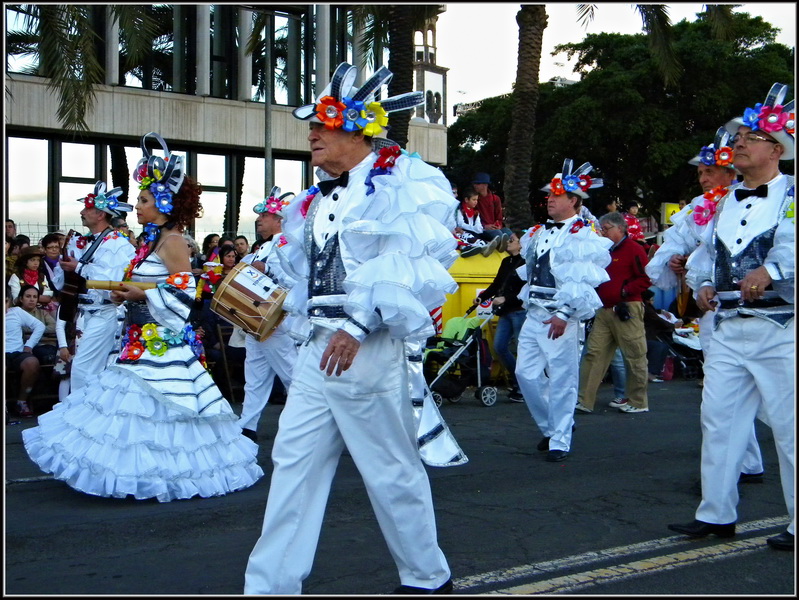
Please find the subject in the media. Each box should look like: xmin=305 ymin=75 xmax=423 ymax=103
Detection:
xmin=577 ymin=210 xmax=651 ymax=414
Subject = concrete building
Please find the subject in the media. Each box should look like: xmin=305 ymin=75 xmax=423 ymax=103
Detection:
xmin=4 ymin=5 xmax=448 ymax=243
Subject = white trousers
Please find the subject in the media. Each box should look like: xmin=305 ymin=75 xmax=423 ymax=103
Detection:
xmin=70 ymin=305 xmax=120 ymax=393
xmin=238 ymin=330 xmax=297 ymax=432
xmin=244 ymin=327 xmax=450 ymax=594
xmin=699 ymin=310 xmax=763 ymax=475
xmin=515 ymin=307 xmax=580 ymax=452
xmin=695 ymin=317 xmax=795 ymax=534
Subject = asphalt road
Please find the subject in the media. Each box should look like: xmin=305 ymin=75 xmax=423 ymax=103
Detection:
xmin=5 ymin=377 xmax=795 ymax=596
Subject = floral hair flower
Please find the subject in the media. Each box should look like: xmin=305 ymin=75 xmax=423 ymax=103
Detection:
xmin=362 ymin=102 xmax=389 ymax=137
xmin=146 ymin=338 xmax=168 ymax=357
xmin=83 ymin=193 xmax=97 ymax=209
xmin=742 ymin=103 xmax=764 ymax=130
xmin=166 ymin=273 xmax=190 ymax=289
xmin=149 ymin=182 xmax=173 ymax=214
xmin=714 ymin=146 xmax=734 ymax=167
xmin=141 ymin=323 xmax=160 ymax=341
xmin=341 ymin=97 xmax=368 ymax=132
xmin=316 ymin=96 xmax=347 ymax=130
xmin=758 ymin=104 xmax=789 ymax=133
xmin=550 ymin=178 xmax=565 ymax=196
xmin=698 ymin=146 xmax=717 ymax=166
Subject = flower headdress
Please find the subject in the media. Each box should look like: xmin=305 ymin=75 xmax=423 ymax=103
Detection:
xmin=292 ymin=62 xmax=425 ymax=138
xmin=133 ymin=132 xmax=186 ymax=214
xmin=724 ymin=82 xmax=795 ymax=161
xmin=540 ymin=158 xmax=604 ymax=199
xmin=77 ymin=181 xmax=132 ymax=216
xmin=688 ymin=126 xmax=735 ymax=169
xmin=253 ymin=186 xmax=291 ymax=217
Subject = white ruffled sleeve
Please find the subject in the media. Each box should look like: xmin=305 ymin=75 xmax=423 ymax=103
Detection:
xmin=270 ymin=193 xmax=311 ymax=319
xmin=646 ymin=203 xmax=699 ymax=290
xmin=339 ymin=155 xmax=459 ymax=343
xmin=550 ymin=227 xmax=612 ymax=320
xmin=142 ymin=272 xmax=196 ymax=333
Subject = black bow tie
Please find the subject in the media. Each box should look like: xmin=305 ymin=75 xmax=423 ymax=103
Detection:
xmin=735 ymin=184 xmax=769 ymax=201
xmin=544 ymin=221 xmax=564 ymax=230
xmin=85 ymin=234 xmax=96 ymax=242
xmin=318 ymin=171 xmax=349 ymax=196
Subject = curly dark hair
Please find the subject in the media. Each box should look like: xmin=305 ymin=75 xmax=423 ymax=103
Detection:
xmin=166 ymin=175 xmax=204 ymax=230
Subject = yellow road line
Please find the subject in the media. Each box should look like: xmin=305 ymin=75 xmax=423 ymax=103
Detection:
xmin=491 ymin=536 xmax=772 ymax=595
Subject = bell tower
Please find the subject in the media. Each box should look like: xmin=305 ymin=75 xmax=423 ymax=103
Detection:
xmin=413 ymin=12 xmax=448 ymax=126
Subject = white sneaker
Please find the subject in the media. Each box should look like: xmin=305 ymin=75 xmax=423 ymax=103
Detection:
xmin=481 ymin=237 xmax=500 ymax=257
xmin=575 ymin=402 xmax=593 ymax=413
xmin=608 ymin=398 xmax=628 ymax=408
xmin=619 ymin=404 xmax=649 ymax=413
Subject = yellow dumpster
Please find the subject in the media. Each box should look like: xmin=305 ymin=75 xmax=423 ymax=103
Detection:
xmin=441 ymin=252 xmax=510 ymax=385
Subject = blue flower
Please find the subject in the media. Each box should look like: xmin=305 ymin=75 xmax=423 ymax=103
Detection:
xmin=699 ymin=146 xmax=716 ymax=166
xmin=742 ymin=103 xmax=763 ymax=130
xmin=143 ymin=222 xmax=160 ymax=243
xmin=149 ymin=183 xmax=173 ymax=214
xmin=162 ymin=328 xmax=184 ymax=346
xmin=340 ymin=97 xmax=367 ymax=132
xmin=562 ymin=175 xmax=580 ymax=192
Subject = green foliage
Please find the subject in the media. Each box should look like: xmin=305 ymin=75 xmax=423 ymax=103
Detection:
xmin=445 ymin=12 xmax=794 ymax=220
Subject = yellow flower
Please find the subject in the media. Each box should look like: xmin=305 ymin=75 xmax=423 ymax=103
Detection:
xmin=141 ymin=323 xmax=160 ymax=341
xmin=362 ymin=102 xmax=389 ymax=137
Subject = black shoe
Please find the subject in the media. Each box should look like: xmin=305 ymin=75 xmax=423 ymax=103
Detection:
xmin=391 ymin=579 xmax=453 ymax=594
xmin=667 ymin=519 xmax=736 ymax=538
xmin=537 ymin=437 xmax=550 ymax=452
xmin=241 ymin=428 xmax=258 ymax=443
xmin=766 ymin=531 xmax=794 ymax=551
xmin=738 ymin=472 xmax=764 ymax=484
xmin=546 ymin=450 xmax=568 ymax=462
xmin=508 ymin=390 xmax=525 ymax=402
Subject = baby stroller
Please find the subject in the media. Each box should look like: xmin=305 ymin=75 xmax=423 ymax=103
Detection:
xmin=423 ymin=305 xmax=498 ymax=407
xmin=660 ymin=327 xmax=704 ymax=380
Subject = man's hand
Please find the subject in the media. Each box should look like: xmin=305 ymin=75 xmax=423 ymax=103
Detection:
xmin=59 ymin=255 xmax=79 ymax=273
xmin=739 ymin=266 xmax=772 ymax=303
xmin=251 ymin=260 xmax=266 ymax=273
xmin=668 ymin=254 xmax=688 ymax=275
xmin=696 ymin=286 xmax=718 ymax=312
xmin=484 ymin=224 xmax=500 ymax=230
xmin=58 ymin=347 xmax=72 ymax=362
xmin=23 ymin=345 xmax=33 ymax=354
xmin=542 ymin=315 xmax=567 ymax=340
xmin=110 ymin=283 xmax=147 ymax=303
xmin=320 ymin=329 xmax=361 ymax=376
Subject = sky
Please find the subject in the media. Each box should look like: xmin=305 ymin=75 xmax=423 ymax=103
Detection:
xmin=436 ymin=3 xmax=797 ymax=113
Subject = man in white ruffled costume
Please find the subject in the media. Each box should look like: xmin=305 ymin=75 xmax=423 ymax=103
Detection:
xmin=59 ymin=182 xmax=136 ymax=393
xmin=515 ymin=160 xmax=612 ymax=463
xmin=236 ymin=188 xmax=298 ymax=444
xmin=668 ymin=84 xmax=795 ymax=551
xmin=646 ymin=128 xmax=765 ymax=482
xmin=244 ymin=63 xmax=460 ymax=594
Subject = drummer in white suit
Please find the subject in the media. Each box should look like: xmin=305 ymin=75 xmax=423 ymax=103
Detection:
xmin=236 ymin=189 xmax=298 ymax=444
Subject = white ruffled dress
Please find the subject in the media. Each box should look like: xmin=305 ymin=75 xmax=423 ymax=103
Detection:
xmin=23 ymin=253 xmax=263 ymax=502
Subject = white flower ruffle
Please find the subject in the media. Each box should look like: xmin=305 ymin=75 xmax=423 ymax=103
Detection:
xmin=550 ymin=227 xmax=612 ymax=320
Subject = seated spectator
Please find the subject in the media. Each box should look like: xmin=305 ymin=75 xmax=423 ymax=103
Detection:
xmin=8 ymin=245 xmax=53 ymax=307
xmin=6 ymin=286 xmax=44 ymax=418
xmin=454 ymin=186 xmax=501 ymax=257
xmin=15 ymin=234 xmax=31 ymax=255
xmin=642 ymin=289 xmax=681 ymax=383
xmin=17 ymin=284 xmax=58 ymax=365
xmin=39 ymin=232 xmax=65 ymax=299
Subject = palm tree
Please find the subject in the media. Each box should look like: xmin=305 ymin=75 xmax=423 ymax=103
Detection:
xmin=502 ymin=3 xmax=735 ymax=230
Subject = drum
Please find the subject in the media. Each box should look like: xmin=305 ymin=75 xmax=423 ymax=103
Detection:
xmin=210 ymin=262 xmax=287 ymax=342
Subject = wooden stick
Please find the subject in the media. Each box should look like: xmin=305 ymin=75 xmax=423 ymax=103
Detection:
xmin=85 ymin=280 xmax=158 ymax=290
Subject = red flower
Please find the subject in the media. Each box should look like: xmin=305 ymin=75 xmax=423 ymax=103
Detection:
xmin=758 ymin=105 xmax=789 ymax=133
xmin=550 ymin=178 xmax=565 ymax=196
xmin=76 ymin=237 xmax=87 ymax=249
xmin=786 ymin=112 xmax=795 ymax=135
xmin=128 ymin=324 xmax=143 ymax=340
xmin=315 ymin=96 xmax=346 ymax=130
xmin=714 ymin=147 xmax=734 ymax=167
xmin=528 ymin=224 xmax=542 ymax=237
xmin=375 ymin=145 xmax=401 ymax=169
xmin=577 ymin=175 xmax=593 ymax=192
xmin=122 ymin=341 xmax=145 ymax=361
xmin=569 ymin=219 xmax=585 ymax=234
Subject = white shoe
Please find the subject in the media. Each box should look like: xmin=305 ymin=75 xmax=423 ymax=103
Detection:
xmin=619 ymin=404 xmax=649 ymax=413
xmin=481 ymin=237 xmax=500 ymax=257
xmin=608 ymin=398 xmax=628 ymax=408
xmin=575 ymin=402 xmax=593 ymax=414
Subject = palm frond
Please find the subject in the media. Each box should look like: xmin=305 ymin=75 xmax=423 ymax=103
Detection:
xmin=703 ymin=4 xmax=736 ymax=41
xmin=635 ymin=4 xmax=682 ymax=87
xmin=576 ymin=4 xmax=597 ymax=28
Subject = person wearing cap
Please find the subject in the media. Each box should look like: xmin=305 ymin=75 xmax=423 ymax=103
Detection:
xmin=471 ymin=172 xmax=508 ymax=245
xmin=515 ymin=159 xmax=612 ymax=462
xmin=235 ymin=188 xmax=298 ymax=444
xmin=56 ymin=182 xmax=136 ymax=393
xmin=8 ymin=245 xmax=53 ymax=305
xmin=668 ymin=84 xmax=795 ymax=551
xmin=24 ymin=132 xmax=263 ymax=502
xmin=244 ymin=62 xmax=459 ymax=595
xmin=646 ymin=128 xmax=766 ymax=482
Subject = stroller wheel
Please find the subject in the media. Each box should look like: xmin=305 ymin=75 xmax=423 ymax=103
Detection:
xmin=447 ymin=394 xmax=462 ymax=403
xmin=431 ymin=392 xmax=444 ymax=408
xmin=477 ymin=386 xmax=498 ymax=407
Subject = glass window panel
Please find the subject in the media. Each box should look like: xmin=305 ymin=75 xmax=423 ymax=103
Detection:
xmin=274 ymin=159 xmax=304 ymax=200
xmin=8 ymin=138 xmax=48 ymax=239
xmin=194 ymin=190 xmax=227 ymax=244
xmin=197 ymin=154 xmax=226 ymax=187
xmin=62 ymin=143 xmax=96 ymax=178
xmin=59 ymin=182 xmax=94 ymax=236
xmin=238 ymin=156 xmax=265 ymax=239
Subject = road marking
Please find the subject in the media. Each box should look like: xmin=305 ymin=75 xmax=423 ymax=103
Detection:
xmin=455 ymin=516 xmax=790 ymax=593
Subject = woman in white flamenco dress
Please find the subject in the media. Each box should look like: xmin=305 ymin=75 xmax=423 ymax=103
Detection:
xmin=23 ymin=137 xmax=263 ymax=502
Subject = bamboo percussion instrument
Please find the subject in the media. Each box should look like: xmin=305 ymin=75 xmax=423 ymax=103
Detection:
xmin=85 ymin=280 xmax=157 ymax=290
